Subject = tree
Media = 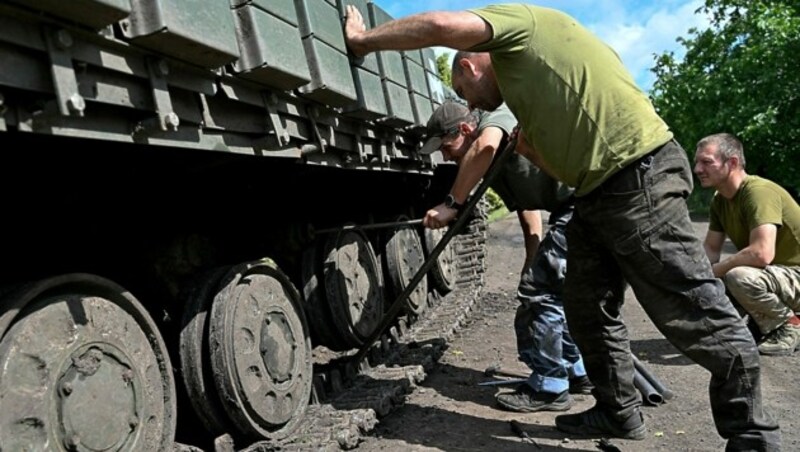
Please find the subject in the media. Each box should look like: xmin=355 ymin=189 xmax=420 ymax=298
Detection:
xmin=436 ymin=52 xmax=452 ymax=88
xmin=651 ymin=0 xmax=800 ymax=197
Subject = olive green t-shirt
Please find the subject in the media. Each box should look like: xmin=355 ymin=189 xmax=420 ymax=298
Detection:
xmin=476 ymin=104 xmax=574 ymax=213
xmin=709 ymin=175 xmax=800 ymax=266
xmin=468 ymin=4 xmax=673 ymax=196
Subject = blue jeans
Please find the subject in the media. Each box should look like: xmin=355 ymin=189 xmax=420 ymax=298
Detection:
xmin=564 ymin=141 xmax=780 ymax=451
xmin=516 ymin=207 xmax=586 ymax=395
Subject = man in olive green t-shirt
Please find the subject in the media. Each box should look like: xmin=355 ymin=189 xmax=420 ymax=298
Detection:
xmin=344 ymin=4 xmax=779 ymax=448
xmin=695 ymin=133 xmax=800 ymax=356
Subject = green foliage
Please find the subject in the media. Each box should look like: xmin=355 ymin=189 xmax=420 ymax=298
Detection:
xmin=436 ymin=52 xmax=452 ymax=88
xmin=484 ymin=188 xmax=506 ymax=213
xmin=651 ymin=0 xmax=800 ymax=198
xmin=686 ymin=186 xmax=716 ymax=215
xmin=486 ymin=203 xmax=511 ymax=223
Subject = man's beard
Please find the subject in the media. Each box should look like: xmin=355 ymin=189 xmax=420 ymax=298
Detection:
xmin=474 ymin=78 xmax=502 ymax=111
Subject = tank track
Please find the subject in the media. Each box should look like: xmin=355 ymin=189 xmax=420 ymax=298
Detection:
xmin=178 ymin=213 xmax=488 ymax=452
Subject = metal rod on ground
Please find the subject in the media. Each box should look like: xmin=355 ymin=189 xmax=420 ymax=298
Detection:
xmin=631 ymin=354 xmax=674 ymax=401
xmin=509 ymin=420 xmax=542 ymax=449
xmin=484 ymin=364 xmax=528 ymax=379
xmin=351 ymin=136 xmax=519 ymax=365
xmin=633 ymin=367 xmax=664 ymax=405
xmin=478 ymin=378 xmax=527 ymax=387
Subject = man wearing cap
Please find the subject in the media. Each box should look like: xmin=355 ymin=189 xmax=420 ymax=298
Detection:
xmin=421 ymin=100 xmax=591 ymax=412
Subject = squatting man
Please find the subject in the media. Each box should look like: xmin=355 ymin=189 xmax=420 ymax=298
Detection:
xmin=695 ymin=133 xmax=800 ymax=356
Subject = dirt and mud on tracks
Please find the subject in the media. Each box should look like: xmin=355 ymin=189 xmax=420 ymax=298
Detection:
xmin=178 ymin=214 xmax=799 ymax=452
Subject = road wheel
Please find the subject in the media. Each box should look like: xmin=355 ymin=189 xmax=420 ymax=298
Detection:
xmin=0 ymin=274 xmax=176 ymax=452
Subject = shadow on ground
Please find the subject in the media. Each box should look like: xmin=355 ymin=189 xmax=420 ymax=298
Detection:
xmin=630 ymin=338 xmax=694 ymax=367
xmin=373 ymin=402 xmax=598 ymax=452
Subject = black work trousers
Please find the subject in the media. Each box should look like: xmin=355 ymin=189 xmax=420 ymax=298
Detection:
xmin=564 ymin=140 xmax=781 ymax=451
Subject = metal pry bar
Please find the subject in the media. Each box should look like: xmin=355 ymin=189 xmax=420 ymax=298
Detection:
xmin=314 ymin=218 xmax=423 ymax=235
xmin=350 ymin=135 xmax=520 ymax=365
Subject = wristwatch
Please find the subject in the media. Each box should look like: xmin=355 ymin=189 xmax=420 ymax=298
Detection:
xmin=444 ymin=194 xmax=464 ymax=211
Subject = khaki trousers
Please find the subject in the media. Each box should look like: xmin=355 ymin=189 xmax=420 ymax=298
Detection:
xmin=724 ymin=264 xmax=800 ymax=334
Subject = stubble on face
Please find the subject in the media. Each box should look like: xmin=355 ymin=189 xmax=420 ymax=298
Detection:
xmin=441 ymin=134 xmax=470 ymax=164
xmin=452 ymin=56 xmax=503 ymax=111
xmin=694 ymin=146 xmax=727 ymax=189
xmin=475 ymin=75 xmax=503 ymax=111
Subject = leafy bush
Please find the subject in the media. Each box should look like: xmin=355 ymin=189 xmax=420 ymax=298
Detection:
xmin=484 ymin=188 xmax=506 ymax=213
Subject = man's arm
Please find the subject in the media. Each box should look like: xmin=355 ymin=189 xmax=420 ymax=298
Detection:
xmin=344 ymin=5 xmax=491 ymax=57
xmin=517 ymin=209 xmax=542 ymax=273
xmin=451 ymin=126 xmax=504 ymax=203
xmin=423 ymin=126 xmax=504 ymax=229
xmin=703 ymin=230 xmax=726 ymax=265
xmin=709 ymin=224 xmax=778 ymax=278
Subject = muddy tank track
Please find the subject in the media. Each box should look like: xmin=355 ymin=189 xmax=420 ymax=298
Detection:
xmin=175 ymin=211 xmax=488 ymax=452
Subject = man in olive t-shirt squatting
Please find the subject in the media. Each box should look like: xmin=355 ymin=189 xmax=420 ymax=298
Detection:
xmin=695 ymin=132 xmax=800 ymax=356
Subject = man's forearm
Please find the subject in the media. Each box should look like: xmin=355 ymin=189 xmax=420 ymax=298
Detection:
xmin=347 ymin=12 xmax=443 ymax=56
xmin=704 ymin=247 xmax=721 ymax=266
xmin=713 ymin=247 xmax=772 ymax=278
xmin=345 ymin=7 xmax=490 ymax=57
xmin=518 ymin=210 xmax=542 ymax=271
xmin=450 ymin=133 xmax=499 ymax=203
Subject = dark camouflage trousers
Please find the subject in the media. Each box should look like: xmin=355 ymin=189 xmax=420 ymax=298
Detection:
xmin=516 ymin=207 xmax=586 ymax=395
xmin=564 ymin=141 xmax=781 ymax=451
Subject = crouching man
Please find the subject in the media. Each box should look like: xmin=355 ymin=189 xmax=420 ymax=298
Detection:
xmin=695 ymin=133 xmax=800 ymax=355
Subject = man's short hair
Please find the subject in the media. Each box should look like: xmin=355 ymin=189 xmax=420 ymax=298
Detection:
xmin=451 ymin=50 xmax=478 ymax=77
xmin=697 ymin=133 xmax=746 ymax=169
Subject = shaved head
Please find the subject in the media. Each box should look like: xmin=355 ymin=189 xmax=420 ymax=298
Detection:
xmin=450 ymin=51 xmax=502 ymax=111
xmin=451 ymin=51 xmax=489 ymax=76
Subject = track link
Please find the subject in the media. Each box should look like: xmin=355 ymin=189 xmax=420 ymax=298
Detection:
xmin=201 ymin=213 xmax=488 ymax=451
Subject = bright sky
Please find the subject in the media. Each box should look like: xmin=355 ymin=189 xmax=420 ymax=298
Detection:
xmin=373 ymin=0 xmax=711 ymax=92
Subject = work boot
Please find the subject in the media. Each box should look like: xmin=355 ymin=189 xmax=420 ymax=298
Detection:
xmin=569 ymin=375 xmax=594 ymax=394
xmin=556 ymin=405 xmax=646 ymax=440
xmin=496 ymin=384 xmax=571 ymax=412
xmin=758 ymin=323 xmax=800 ymax=356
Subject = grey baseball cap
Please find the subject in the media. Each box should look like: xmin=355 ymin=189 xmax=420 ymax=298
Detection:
xmin=419 ymin=100 xmax=472 ymax=154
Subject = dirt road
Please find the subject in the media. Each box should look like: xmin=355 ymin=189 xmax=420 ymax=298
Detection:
xmin=358 ymin=214 xmax=799 ymax=451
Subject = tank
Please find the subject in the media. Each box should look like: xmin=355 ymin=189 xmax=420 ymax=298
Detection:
xmin=0 ymin=1 xmax=487 ymax=450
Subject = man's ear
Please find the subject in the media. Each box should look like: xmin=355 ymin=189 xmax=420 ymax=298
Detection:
xmin=458 ymin=57 xmax=475 ymax=76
